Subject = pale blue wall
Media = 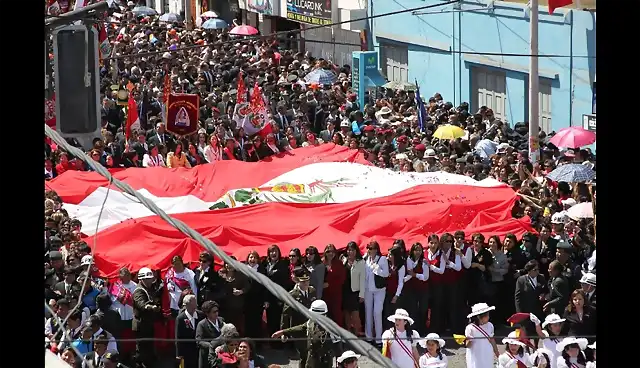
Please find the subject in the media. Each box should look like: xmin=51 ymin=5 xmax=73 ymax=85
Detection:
xmin=368 ymin=0 xmax=596 ymax=132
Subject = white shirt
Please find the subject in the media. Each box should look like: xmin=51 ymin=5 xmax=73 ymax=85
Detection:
xmin=203 ymin=144 xmax=222 ymax=163
xmin=110 ymin=280 xmax=137 ymax=321
xmin=458 ymin=243 xmax=473 ymax=269
xmin=142 ymin=153 xmax=166 ymax=167
xmin=166 ymin=268 xmax=198 ymax=310
xmin=441 ymin=248 xmax=462 ymax=271
xmin=185 ymin=309 xmax=196 ymax=329
xmin=381 ymin=328 xmax=420 ymax=368
xmin=364 ymin=255 xmax=389 ymax=291
xmin=404 ymin=258 xmax=429 ymax=282
xmin=426 ymin=249 xmax=446 ymax=274
xmin=419 ymin=351 xmax=448 ymax=368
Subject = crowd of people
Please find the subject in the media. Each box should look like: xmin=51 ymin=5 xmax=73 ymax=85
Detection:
xmin=44 ymin=3 xmax=597 ymax=368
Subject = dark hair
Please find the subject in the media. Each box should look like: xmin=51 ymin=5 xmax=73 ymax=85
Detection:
xmin=454 ymin=230 xmax=466 ymax=239
xmin=471 ymin=232 xmax=485 ymax=243
xmin=245 ymin=250 xmax=260 ymax=264
xmin=524 ymin=260 xmax=539 ymax=273
xmin=338 ymin=357 xmax=358 ymax=368
xmin=96 ymin=293 xmax=112 ymax=311
xmin=323 ymin=244 xmax=338 ymax=263
xmin=267 ymin=244 xmax=282 ymax=260
xmin=533 ymin=352 xmax=551 ymax=366
xmin=202 ymin=300 xmax=219 ymax=314
xmin=392 ymin=239 xmax=407 ymax=259
xmin=408 ymin=242 xmax=424 ymax=264
xmin=488 ymin=235 xmax=502 ymax=249
xmin=199 ymin=251 xmax=213 ymax=263
xmin=427 ymin=234 xmax=440 ymax=244
xmin=388 ymin=246 xmax=405 ymax=270
xmin=505 ymin=343 xmax=525 ymax=356
xmin=289 ymin=248 xmax=303 ymax=267
xmin=366 ymin=241 xmax=381 ymax=257
xmin=344 ymin=241 xmax=363 ymax=260
xmin=561 ymin=345 xmax=586 ymax=366
xmin=304 ymin=246 xmax=322 ymax=265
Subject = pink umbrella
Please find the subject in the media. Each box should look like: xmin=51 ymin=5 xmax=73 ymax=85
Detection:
xmin=548 ymin=126 xmax=596 ymax=148
xmin=229 ymin=25 xmax=259 ymax=36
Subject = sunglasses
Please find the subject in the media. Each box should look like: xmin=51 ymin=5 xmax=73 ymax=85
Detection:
xmin=289 ymin=254 xmax=298 ymax=258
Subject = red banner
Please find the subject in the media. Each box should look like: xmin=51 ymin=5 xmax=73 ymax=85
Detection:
xmin=165 ymin=93 xmax=199 ymax=137
xmin=45 ymin=94 xmax=56 ymax=130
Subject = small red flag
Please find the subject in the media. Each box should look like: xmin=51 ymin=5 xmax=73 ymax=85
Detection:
xmin=548 ymin=0 xmax=573 ymax=14
xmin=125 ymin=97 xmax=140 ymax=140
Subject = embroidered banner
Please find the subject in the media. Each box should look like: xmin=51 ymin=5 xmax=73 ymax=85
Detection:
xmin=166 ymin=93 xmax=199 ymax=136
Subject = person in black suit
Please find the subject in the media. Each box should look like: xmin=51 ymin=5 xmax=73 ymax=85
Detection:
xmin=515 ymin=260 xmax=546 ymax=341
xmin=54 ymin=266 xmax=79 ymax=298
xmin=246 ymin=136 xmax=275 ymax=162
xmin=537 ymin=224 xmax=558 ymax=279
xmin=193 ymin=252 xmax=225 ymax=308
xmin=544 ymin=260 xmax=570 ymax=315
xmin=562 ymin=289 xmax=596 ymax=340
xmin=176 ymin=294 xmax=205 ymax=368
xmin=82 ymin=334 xmax=109 ymax=368
xmin=467 ymin=235 xmax=495 ymax=306
xmin=579 ymin=272 xmax=596 ymax=310
xmin=195 ymin=301 xmax=225 ymax=368
xmin=262 ymin=244 xmax=292 ymax=349
xmin=273 ymin=104 xmax=292 ymax=130
xmin=146 ymin=122 xmax=175 ymax=150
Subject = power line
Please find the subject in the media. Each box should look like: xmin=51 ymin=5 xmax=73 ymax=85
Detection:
xmin=44 ymin=123 xmax=400 ymax=368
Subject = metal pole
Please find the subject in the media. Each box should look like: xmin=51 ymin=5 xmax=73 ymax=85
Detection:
xmin=185 ymin=0 xmax=193 ymax=30
xmin=528 ymin=0 xmax=540 ymax=163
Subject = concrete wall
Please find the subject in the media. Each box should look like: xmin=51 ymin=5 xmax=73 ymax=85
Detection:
xmin=369 ymin=0 xmax=596 ymax=131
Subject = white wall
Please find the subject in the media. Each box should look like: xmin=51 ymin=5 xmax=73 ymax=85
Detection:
xmin=303 ymin=26 xmax=361 ymax=67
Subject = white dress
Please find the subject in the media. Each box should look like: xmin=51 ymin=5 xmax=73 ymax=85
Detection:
xmin=381 ymin=328 xmax=420 ymax=368
xmin=465 ymin=322 xmax=495 ymax=368
xmin=419 ymin=352 xmax=448 ymax=367
xmin=556 ymin=356 xmax=586 ymax=368
xmin=498 ymin=352 xmax=532 ymax=367
xmin=541 ymin=331 xmax=561 ymax=368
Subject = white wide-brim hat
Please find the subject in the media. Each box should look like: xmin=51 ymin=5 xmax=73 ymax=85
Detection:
xmin=528 ymin=348 xmax=554 ymax=365
xmin=587 ymin=341 xmax=596 ymax=350
xmin=418 ymin=333 xmax=446 ymax=349
xmin=542 ymin=313 xmax=566 ymax=328
xmin=467 ymin=303 xmax=496 ymax=318
xmin=579 ymin=272 xmax=596 ymax=287
xmin=337 ymin=350 xmax=361 ymax=363
xmin=387 ymin=308 xmax=414 ymax=325
xmin=502 ymin=331 xmax=527 ymax=347
xmin=556 ymin=337 xmax=589 ymax=352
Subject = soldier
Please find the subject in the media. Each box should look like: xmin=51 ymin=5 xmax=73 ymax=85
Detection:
xmin=132 ymin=267 xmax=163 ymax=368
xmin=281 ymin=267 xmax=317 ymax=368
xmin=555 ymin=241 xmax=581 ymax=289
xmin=272 ymin=300 xmax=339 ymax=368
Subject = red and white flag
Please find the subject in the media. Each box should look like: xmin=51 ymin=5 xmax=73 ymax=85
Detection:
xmin=46 ymin=144 xmax=534 ymax=279
xmin=125 ymin=97 xmax=140 ymax=140
xmin=548 ymin=0 xmax=573 ymax=13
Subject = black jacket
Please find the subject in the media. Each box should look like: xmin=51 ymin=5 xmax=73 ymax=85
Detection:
xmin=514 ymin=274 xmax=546 ymax=317
xmin=547 ymin=275 xmax=570 ymax=315
xmin=194 ymin=267 xmax=225 ymax=307
xmin=176 ymin=309 xmax=205 ymax=368
xmin=195 ymin=317 xmax=225 ymax=368
xmin=262 ymin=259 xmax=292 ymax=304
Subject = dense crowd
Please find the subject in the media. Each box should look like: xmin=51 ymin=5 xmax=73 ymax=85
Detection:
xmin=44 ymin=3 xmax=597 ymax=368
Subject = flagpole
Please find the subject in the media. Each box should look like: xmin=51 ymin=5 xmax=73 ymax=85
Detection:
xmin=528 ymin=0 xmax=540 ymax=163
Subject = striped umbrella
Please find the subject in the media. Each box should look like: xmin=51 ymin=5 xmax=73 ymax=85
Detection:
xmin=304 ymin=69 xmax=338 ymax=85
xmin=546 ymin=164 xmax=595 ymax=183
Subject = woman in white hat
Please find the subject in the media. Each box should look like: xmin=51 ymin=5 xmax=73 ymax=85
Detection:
xmin=529 ymin=348 xmax=555 ymax=368
xmin=498 ymin=331 xmax=531 ymax=367
xmin=585 ymin=342 xmax=595 ymax=368
xmin=381 ymin=308 xmax=420 ymax=368
xmin=530 ymin=313 xmax=565 ymax=368
xmin=555 ymin=337 xmax=588 ymax=368
xmin=418 ymin=333 xmax=448 ymax=368
xmin=464 ymin=303 xmax=499 ymax=368
xmin=337 ymin=350 xmax=361 ymax=368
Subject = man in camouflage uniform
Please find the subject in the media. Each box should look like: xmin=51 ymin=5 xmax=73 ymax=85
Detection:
xmin=281 ymin=267 xmax=317 ymax=368
xmin=272 ymin=300 xmax=338 ymax=368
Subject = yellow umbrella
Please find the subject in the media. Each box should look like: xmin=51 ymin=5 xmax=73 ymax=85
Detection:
xmin=433 ymin=124 xmax=465 ymax=140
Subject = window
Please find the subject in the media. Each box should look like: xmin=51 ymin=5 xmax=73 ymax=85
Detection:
xmin=539 ymin=81 xmax=552 ymax=134
xmin=471 ymin=67 xmax=507 ymax=122
xmin=380 ymin=43 xmax=408 ymax=83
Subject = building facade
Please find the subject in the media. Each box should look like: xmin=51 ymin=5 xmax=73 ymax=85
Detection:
xmin=369 ymin=0 xmax=596 ymax=132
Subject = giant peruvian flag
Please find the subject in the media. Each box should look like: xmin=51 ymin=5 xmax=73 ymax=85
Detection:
xmin=46 ymin=144 xmax=534 ymax=279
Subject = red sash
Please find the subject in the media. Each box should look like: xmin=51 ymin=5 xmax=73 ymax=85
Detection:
xmin=390 ymin=330 xmax=419 ymax=368
xmin=506 ymin=352 xmax=528 ymax=368
xmin=471 ymin=324 xmax=491 ymax=340
xmin=166 ymin=268 xmax=191 ymax=291
xmin=108 ymin=281 xmax=133 ymax=306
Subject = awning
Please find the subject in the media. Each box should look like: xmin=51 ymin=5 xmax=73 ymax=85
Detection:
xmin=364 ymin=70 xmax=387 ymax=88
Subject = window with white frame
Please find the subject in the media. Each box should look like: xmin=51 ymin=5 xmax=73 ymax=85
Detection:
xmin=471 ymin=67 xmax=507 ymax=122
xmin=380 ymin=42 xmax=408 ymax=83
xmin=539 ymin=81 xmax=552 ymax=134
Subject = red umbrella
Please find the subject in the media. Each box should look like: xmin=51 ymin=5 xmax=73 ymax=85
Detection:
xmin=229 ymin=25 xmax=259 ymax=36
xmin=548 ymin=126 xmax=596 ymax=148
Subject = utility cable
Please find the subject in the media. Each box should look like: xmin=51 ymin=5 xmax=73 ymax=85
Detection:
xmin=49 ymin=177 xmax=113 ymax=344
xmin=44 ymin=123 xmax=399 ymax=368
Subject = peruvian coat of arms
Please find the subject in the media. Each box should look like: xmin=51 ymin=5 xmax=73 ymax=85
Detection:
xmin=210 ymin=178 xmax=356 ymax=209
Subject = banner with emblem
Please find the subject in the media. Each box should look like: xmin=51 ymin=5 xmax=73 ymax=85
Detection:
xmin=45 ymin=94 xmax=56 ymax=130
xmin=166 ymin=93 xmax=200 ymax=136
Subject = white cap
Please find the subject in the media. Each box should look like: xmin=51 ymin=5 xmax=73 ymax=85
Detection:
xmin=309 ymin=300 xmax=328 ymax=314
xmin=137 ymin=267 xmax=154 ymax=280
xmin=336 ymin=350 xmax=361 ymax=363
xmin=81 ymin=255 xmax=93 ymax=266
xmin=425 ymin=148 xmax=437 ymax=158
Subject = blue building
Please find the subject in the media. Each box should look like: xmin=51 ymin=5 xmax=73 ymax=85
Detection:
xmin=368 ymin=0 xmax=596 ymax=133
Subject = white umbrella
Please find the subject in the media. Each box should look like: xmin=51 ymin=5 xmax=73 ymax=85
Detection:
xmin=201 ymin=11 xmax=219 ymax=18
xmin=566 ymin=202 xmax=594 ymax=220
